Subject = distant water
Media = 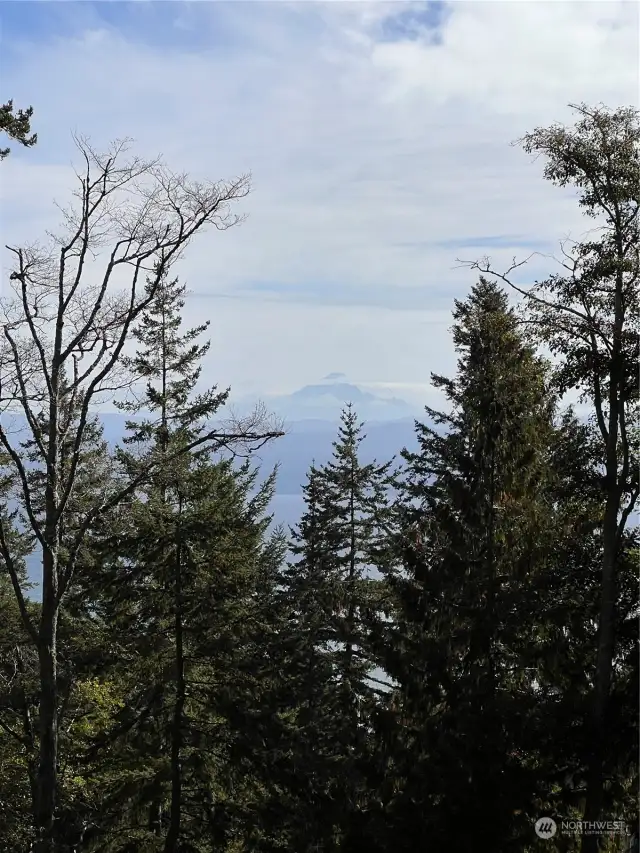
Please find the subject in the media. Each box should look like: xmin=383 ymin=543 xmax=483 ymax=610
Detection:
xmin=21 ymin=410 xmax=417 ymax=595
xmin=269 ymin=492 xmax=305 ymax=533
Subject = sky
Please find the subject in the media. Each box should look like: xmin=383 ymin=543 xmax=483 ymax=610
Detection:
xmin=0 ymin=0 xmax=638 ymax=413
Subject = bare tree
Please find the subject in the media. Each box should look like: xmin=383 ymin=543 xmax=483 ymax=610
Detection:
xmin=459 ymin=103 xmax=639 ymax=847
xmin=0 ymin=136 xmax=279 ymax=853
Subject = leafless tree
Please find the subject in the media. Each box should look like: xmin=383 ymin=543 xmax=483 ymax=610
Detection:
xmin=0 ymin=135 xmax=280 ymax=853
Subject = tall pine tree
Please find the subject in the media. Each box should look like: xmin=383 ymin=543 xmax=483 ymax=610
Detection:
xmin=374 ymin=278 xmax=560 ymax=852
xmin=80 ymin=266 xmax=285 ymax=853
xmin=280 ymin=405 xmax=395 ymax=850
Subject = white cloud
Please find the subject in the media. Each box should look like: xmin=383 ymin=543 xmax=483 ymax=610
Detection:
xmin=203 ymin=299 xmax=451 ymax=400
xmin=0 ymin=1 xmax=637 ymax=404
xmin=370 ymin=1 xmax=637 ymax=114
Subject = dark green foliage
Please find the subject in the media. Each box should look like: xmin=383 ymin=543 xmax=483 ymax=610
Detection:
xmin=370 ymin=279 xmax=569 ymax=851
xmin=0 ymin=98 xmax=37 ymax=159
xmin=0 ymin=101 xmax=636 ymax=853
xmin=276 ymin=405 xmax=396 ymax=850
xmin=516 ymin=104 xmax=639 ymax=851
xmin=75 ymin=265 xmax=287 ymax=852
xmin=82 ymin=459 xmax=286 ymax=852
xmin=0 ymin=491 xmax=37 ymax=852
xmin=531 ymin=411 xmax=639 ymax=838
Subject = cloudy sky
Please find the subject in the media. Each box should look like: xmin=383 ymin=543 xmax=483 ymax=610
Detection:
xmin=1 ymin=0 xmax=637 ymax=412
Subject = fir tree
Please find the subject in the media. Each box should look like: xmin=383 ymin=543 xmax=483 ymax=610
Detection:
xmin=113 ymin=263 xmax=228 ymax=852
xmin=374 ymin=278 xmax=559 ymax=852
xmin=0 ymin=98 xmax=37 ymax=159
xmin=529 ymin=411 xmax=639 ymax=846
xmin=0 ymin=455 xmax=37 ymax=851
xmin=82 ymin=265 xmax=285 ymax=852
xmin=280 ymin=405 xmax=395 ymax=850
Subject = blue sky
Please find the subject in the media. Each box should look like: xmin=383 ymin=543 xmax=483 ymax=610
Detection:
xmin=1 ymin=1 xmax=638 ymax=410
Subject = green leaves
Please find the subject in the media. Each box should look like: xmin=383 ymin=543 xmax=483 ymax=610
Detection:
xmin=0 ymin=99 xmax=37 ymax=160
xmin=0 ymin=101 xmax=636 ymax=853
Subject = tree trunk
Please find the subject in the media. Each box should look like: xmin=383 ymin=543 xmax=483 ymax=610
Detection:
xmin=165 ymin=504 xmax=185 ymax=853
xmin=581 ymin=489 xmax=620 ymax=853
xmin=33 ymin=572 xmax=59 ymax=853
xmin=164 ymin=615 xmax=185 ymax=852
xmin=582 ymin=274 xmax=625 ymax=853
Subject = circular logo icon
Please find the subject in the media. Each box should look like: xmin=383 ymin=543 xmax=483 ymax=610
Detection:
xmin=535 ymin=818 xmax=557 ymax=839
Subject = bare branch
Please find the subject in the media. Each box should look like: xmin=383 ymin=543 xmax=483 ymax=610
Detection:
xmin=57 ymin=421 xmax=284 ymax=603
xmin=456 ymin=254 xmax=613 ymax=350
xmin=2 ymin=139 xmax=251 ymax=542
xmin=0 ymin=137 xmax=253 ymax=840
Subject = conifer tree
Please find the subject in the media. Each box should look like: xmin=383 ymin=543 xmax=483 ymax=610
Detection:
xmin=82 ymin=265 xmax=285 ymax=852
xmin=0 ymin=457 xmax=37 ymax=851
xmin=529 ymin=411 xmax=639 ymax=846
xmin=272 ymin=464 xmax=346 ymax=851
xmin=0 ymin=98 xmax=37 ymax=159
xmin=104 ymin=264 xmax=228 ymax=850
xmin=280 ymin=405 xmax=395 ymax=850
xmin=374 ymin=278 xmax=559 ymax=851
xmin=0 ymin=583 xmax=37 ymax=852
xmin=469 ymin=106 xmax=639 ymax=844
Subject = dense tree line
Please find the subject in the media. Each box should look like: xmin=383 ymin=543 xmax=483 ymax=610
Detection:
xmin=0 ymin=103 xmax=637 ymax=852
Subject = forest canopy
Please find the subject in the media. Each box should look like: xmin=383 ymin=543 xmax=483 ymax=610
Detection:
xmin=0 ymin=102 xmax=637 ymax=853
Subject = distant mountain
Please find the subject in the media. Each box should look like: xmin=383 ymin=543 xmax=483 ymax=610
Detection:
xmin=9 ymin=383 xmax=427 ymax=590
xmin=290 ymin=381 xmax=408 ymax=409
xmin=291 ymin=382 xmax=376 ymax=403
xmin=236 ymin=374 xmax=417 ymax=422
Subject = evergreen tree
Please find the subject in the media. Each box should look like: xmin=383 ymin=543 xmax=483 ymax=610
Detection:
xmin=471 ymin=105 xmax=639 ymax=845
xmin=80 ymin=265 xmax=285 ymax=852
xmin=279 ymin=405 xmax=395 ymax=850
xmin=272 ymin=464 xmax=347 ymax=851
xmin=529 ymin=411 xmax=639 ymax=848
xmin=0 ymin=582 xmax=38 ymax=852
xmin=373 ymin=278 xmax=560 ymax=852
xmin=0 ymin=98 xmax=37 ymax=159
xmin=109 ymin=262 xmax=228 ymax=852
xmin=0 ymin=455 xmax=37 ymax=851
